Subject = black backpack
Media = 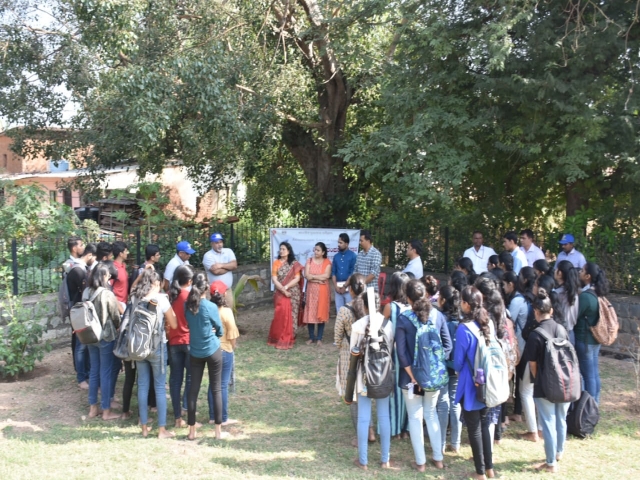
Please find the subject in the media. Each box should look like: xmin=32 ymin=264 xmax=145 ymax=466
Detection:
xmin=566 ymin=390 xmax=600 ymax=438
xmin=362 ymin=317 xmax=394 ymax=399
xmin=535 ymin=326 xmax=581 ymax=404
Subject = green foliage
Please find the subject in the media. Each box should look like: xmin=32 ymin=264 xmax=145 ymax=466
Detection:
xmin=0 ymin=268 xmax=52 ymax=379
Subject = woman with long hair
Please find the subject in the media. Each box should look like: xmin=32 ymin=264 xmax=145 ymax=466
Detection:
xmin=449 ymin=270 xmax=469 ymax=293
xmin=130 ymin=269 xmax=178 ymax=438
xmin=207 ymin=281 xmax=240 ymax=426
xmin=168 ymin=264 xmax=194 ymax=428
xmin=532 ymin=259 xmax=553 ymax=278
xmin=267 ymin=242 xmax=304 ymax=349
xmin=396 ymin=280 xmax=451 ymax=471
xmin=487 ymin=255 xmax=500 ymax=271
xmin=575 ymin=262 xmax=610 ymax=404
xmin=553 ymin=260 xmax=580 ymax=344
xmin=185 ymin=273 xmax=225 ymax=440
xmin=382 ymin=272 xmax=412 ymax=439
xmin=453 ymin=286 xmax=496 ymax=480
xmin=457 ymin=257 xmax=478 ymax=284
xmin=438 ymin=285 xmax=463 ymax=454
xmin=351 ymin=290 xmax=393 ymax=470
xmin=498 ymin=251 xmax=514 ymax=273
xmin=85 ymin=263 xmax=122 ymax=421
xmin=522 ymin=288 xmax=571 ymax=473
xmin=334 ymin=273 xmax=368 ymax=444
xmin=302 ymin=242 xmax=332 ymax=345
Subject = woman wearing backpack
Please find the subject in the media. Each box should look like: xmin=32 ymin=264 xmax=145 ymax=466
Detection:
xmin=131 ymin=269 xmax=178 ymax=438
xmin=575 ymin=262 xmax=610 ymax=405
xmin=553 ymin=260 xmax=581 ymax=345
xmin=85 ymin=263 xmax=122 ymax=421
xmin=168 ymin=265 xmax=194 ymax=428
xmin=185 ymin=273 xmax=225 ymax=440
xmin=396 ymin=280 xmax=452 ymax=471
xmin=334 ymin=274 xmax=371 ymax=445
xmin=453 ymin=286 xmax=496 ymax=480
xmin=382 ymin=272 xmax=411 ymax=440
xmin=350 ymin=290 xmax=393 ymax=470
xmin=522 ymin=288 xmax=572 ymax=473
xmin=438 ymin=285 xmax=463 ymax=454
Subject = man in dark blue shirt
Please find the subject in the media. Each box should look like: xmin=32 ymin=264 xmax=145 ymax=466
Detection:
xmin=331 ymin=233 xmax=357 ymax=313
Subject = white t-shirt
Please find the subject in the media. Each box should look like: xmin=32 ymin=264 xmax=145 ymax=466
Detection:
xmin=403 ymin=257 xmax=424 ymax=279
xmin=164 ymin=254 xmax=189 ymax=284
xmin=202 ymin=248 xmax=237 ymax=287
xmin=520 ymin=243 xmax=545 ymax=267
xmin=463 ymin=245 xmax=497 ymax=274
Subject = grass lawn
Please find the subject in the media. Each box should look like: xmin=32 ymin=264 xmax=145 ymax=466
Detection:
xmin=1 ymin=305 xmax=639 ymax=479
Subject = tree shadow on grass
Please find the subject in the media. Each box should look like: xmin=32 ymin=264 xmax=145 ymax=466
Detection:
xmin=2 ymin=420 xmax=150 ymax=444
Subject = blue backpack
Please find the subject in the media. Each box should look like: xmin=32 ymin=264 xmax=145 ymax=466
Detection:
xmin=403 ymin=309 xmax=449 ymax=391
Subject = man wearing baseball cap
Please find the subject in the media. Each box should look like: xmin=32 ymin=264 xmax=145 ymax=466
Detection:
xmin=163 ymin=240 xmax=196 ymax=291
xmin=203 ymin=233 xmax=237 ymax=289
xmin=554 ymin=233 xmax=587 ymax=270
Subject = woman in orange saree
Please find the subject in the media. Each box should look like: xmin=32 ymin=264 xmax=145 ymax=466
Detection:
xmin=302 ymin=242 xmax=332 ymax=345
xmin=267 ymin=242 xmax=304 ymax=350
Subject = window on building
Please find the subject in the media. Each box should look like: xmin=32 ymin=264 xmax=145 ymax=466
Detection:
xmin=62 ymin=189 xmax=72 ymax=207
xmin=50 ymin=190 xmax=57 ymax=204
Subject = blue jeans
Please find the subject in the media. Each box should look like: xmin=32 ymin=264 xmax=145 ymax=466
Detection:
xmin=137 ymin=343 xmax=167 ymax=427
xmin=404 ymin=389 xmax=443 ymax=464
xmin=169 ymin=344 xmax=191 ymax=419
xmin=358 ymin=394 xmax=390 ymax=465
xmin=74 ymin=336 xmax=90 ymax=383
xmin=534 ymin=397 xmax=570 ymax=466
xmin=436 ymin=384 xmax=449 ymax=454
xmin=575 ymin=340 xmax=601 ymax=404
xmin=441 ymin=376 xmax=462 ymax=449
xmin=307 ymin=323 xmax=325 ymax=341
xmin=87 ymin=340 xmax=115 ymax=410
xmin=208 ymin=350 xmax=234 ymax=422
xmin=334 ymin=290 xmax=352 ymax=314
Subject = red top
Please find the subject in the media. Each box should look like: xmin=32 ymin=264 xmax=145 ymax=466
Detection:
xmin=169 ymin=288 xmax=190 ymax=345
xmin=112 ymin=261 xmax=129 ymax=303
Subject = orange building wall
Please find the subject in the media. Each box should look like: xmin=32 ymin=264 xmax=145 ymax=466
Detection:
xmin=0 ymin=134 xmax=50 ymax=174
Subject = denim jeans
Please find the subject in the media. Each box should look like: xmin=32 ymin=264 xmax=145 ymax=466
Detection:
xmin=463 ymin=407 xmax=493 ymax=475
xmin=208 ymin=350 xmax=234 ymax=422
xmin=521 ymin=363 xmax=538 ymax=433
xmin=87 ymin=340 xmax=115 ymax=410
xmin=436 ymin=384 xmax=449 ymax=454
xmin=358 ymin=394 xmax=390 ymax=466
xmin=137 ymin=342 xmax=167 ymax=427
xmin=74 ymin=335 xmax=90 ymax=384
xmin=307 ymin=323 xmax=326 ymax=341
xmin=403 ymin=389 xmax=443 ymax=464
xmin=575 ymin=340 xmax=601 ymax=404
xmin=169 ymin=344 xmax=191 ymax=419
xmin=334 ymin=291 xmax=352 ymax=314
xmin=534 ymin=397 xmax=570 ymax=466
xmin=444 ymin=376 xmax=462 ymax=449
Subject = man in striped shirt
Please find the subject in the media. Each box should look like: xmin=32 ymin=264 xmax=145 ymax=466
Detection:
xmin=354 ymin=230 xmax=382 ymax=293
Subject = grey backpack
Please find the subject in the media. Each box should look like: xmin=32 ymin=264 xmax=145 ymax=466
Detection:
xmin=536 ymin=326 xmax=581 ymax=403
xmin=127 ymin=297 xmax=162 ymax=361
xmin=70 ymin=288 xmax=105 ymax=345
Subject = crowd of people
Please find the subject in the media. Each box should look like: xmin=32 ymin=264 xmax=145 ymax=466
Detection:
xmin=268 ymin=229 xmax=609 ymax=477
xmin=61 ymin=227 xmax=611 ymax=475
xmin=62 ymin=233 xmax=240 ymax=439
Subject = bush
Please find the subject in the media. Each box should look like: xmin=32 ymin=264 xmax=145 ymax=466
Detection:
xmin=0 ymin=268 xmax=51 ymax=378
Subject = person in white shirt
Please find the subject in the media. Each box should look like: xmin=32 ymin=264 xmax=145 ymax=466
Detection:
xmin=163 ymin=240 xmax=195 ymax=291
xmin=503 ymin=231 xmax=527 ymax=275
xmin=463 ymin=231 xmax=496 ymax=274
xmin=403 ymin=239 xmax=424 ymax=279
xmin=554 ymin=234 xmax=587 ymax=270
xmin=519 ymin=229 xmax=545 ymax=267
xmin=202 ymin=233 xmax=238 ymax=288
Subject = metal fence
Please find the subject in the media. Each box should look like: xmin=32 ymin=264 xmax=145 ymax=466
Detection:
xmin=1 ymin=220 xmax=639 ymax=296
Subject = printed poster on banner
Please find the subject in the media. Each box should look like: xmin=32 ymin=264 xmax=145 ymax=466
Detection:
xmin=269 ymin=228 xmax=361 ymax=290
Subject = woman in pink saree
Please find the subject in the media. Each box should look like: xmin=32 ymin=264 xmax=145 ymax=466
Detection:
xmin=267 ymin=242 xmax=304 ymax=350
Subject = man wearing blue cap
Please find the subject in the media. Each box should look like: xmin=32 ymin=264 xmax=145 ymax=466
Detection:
xmin=203 ymin=233 xmax=237 ymax=289
xmin=163 ymin=240 xmax=196 ymax=291
xmin=554 ymin=234 xmax=586 ymax=270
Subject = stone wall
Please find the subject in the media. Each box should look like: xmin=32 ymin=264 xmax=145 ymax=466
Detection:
xmin=0 ymin=262 xmax=274 ymax=345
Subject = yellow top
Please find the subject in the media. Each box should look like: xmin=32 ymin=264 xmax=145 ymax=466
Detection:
xmin=219 ymin=306 xmax=240 ymax=353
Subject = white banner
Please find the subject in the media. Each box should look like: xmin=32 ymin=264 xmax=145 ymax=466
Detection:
xmin=269 ymin=228 xmax=360 ymax=290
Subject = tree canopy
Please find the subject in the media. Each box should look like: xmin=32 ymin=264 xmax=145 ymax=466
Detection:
xmin=2 ymin=0 xmax=639 ymax=231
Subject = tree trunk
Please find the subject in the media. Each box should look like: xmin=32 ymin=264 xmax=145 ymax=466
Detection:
xmin=565 ymin=181 xmax=588 ymax=217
